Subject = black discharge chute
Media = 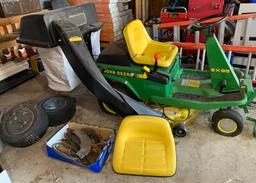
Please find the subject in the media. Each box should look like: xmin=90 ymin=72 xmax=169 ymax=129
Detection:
xmin=17 ymin=3 xmax=162 ymax=117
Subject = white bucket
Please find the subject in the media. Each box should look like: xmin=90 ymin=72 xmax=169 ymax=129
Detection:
xmin=37 ymin=47 xmax=81 ymax=92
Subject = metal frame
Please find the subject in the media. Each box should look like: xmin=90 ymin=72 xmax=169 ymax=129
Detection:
xmin=153 ymin=12 xmax=256 ymax=80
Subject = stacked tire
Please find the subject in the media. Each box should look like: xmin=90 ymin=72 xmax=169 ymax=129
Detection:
xmin=0 ymin=95 xmax=76 ymax=148
xmin=0 ymin=101 xmax=49 ymax=147
xmin=40 ymin=95 xmax=76 ymax=126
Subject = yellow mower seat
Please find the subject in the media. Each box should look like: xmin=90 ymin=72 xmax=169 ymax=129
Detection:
xmin=123 ymin=19 xmax=178 ymax=68
xmin=113 ymin=116 xmax=176 ymax=176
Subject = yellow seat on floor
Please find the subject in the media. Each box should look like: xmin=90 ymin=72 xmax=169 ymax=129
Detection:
xmin=123 ymin=19 xmax=178 ymax=68
xmin=113 ymin=116 xmax=176 ymax=176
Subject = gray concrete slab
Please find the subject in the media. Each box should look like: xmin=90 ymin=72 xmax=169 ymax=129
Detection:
xmin=1 ymin=75 xmax=256 ymax=183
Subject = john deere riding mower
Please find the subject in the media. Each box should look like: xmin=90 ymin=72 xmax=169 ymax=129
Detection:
xmin=17 ymin=3 xmax=256 ymax=137
xmin=96 ymin=16 xmax=256 ymax=137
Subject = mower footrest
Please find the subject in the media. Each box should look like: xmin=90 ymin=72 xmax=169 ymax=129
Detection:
xmin=181 ymin=74 xmax=210 ymax=80
xmin=174 ymin=92 xmax=244 ymax=102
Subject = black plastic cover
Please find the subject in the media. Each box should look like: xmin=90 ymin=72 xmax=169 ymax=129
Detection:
xmin=97 ymin=40 xmax=133 ymax=66
xmin=17 ymin=4 xmax=162 ymax=117
xmin=17 ymin=3 xmax=98 ymax=48
xmin=51 ymin=19 xmax=136 ymax=116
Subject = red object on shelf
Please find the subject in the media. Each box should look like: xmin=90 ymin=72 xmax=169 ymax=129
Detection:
xmin=184 ymin=34 xmax=206 ymax=55
xmin=161 ymin=12 xmax=188 ymax=23
xmin=160 ymin=7 xmax=188 ymax=23
xmin=188 ymin=0 xmax=224 ymax=19
xmin=160 ymin=0 xmax=224 ymax=23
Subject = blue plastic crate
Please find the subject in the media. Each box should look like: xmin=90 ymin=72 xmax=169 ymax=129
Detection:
xmin=46 ymin=122 xmax=115 ymax=173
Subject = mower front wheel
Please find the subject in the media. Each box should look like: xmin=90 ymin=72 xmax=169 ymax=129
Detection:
xmin=172 ymin=123 xmax=188 ymax=137
xmin=212 ymin=109 xmax=244 ymax=137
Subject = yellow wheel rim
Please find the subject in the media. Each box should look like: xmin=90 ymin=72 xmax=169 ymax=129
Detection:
xmin=217 ymin=118 xmax=238 ymax=134
xmin=164 ymin=107 xmax=189 ymax=121
xmin=163 ymin=106 xmax=200 ymax=125
xmin=102 ymin=102 xmax=117 ymax=115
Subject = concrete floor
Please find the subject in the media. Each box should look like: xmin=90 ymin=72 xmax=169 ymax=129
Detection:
xmin=1 ymin=74 xmax=256 ymax=183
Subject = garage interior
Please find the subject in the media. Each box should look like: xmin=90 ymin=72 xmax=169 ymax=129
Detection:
xmin=1 ymin=0 xmax=256 ymax=183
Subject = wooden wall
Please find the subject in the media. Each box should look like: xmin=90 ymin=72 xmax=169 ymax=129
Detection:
xmin=134 ymin=0 xmax=168 ymax=21
xmin=150 ymin=0 xmax=168 ymax=18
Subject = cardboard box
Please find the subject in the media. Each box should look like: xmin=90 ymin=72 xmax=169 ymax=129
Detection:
xmin=0 ymin=0 xmax=21 ymax=18
xmin=68 ymin=0 xmax=133 ymax=43
xmin=97 ymin=9 xmax=132 ymax=23
xmin=20 ymin=0 xmax=40 ymax=14
xmin=95 ymin=2 xmax=129 ymax=13
xmin=46 ymin=122 xmax=114 ymax=173
xmin=0 ymin=0 xmax=40 ymax=18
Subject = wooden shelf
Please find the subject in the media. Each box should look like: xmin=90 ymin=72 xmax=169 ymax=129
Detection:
xmin=0 ymin=60 xmax=29 ymax=81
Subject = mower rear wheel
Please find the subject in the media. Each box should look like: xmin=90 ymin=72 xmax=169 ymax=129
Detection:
xmin=98 ymin=101 xmax=117 ymax=115
xmin=98 ymin=82 xmax=135 ymax=115
xmin=212 ymin=109 xmax=244 ymax=137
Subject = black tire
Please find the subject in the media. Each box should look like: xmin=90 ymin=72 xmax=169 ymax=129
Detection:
xmin=40 ymin=95 xmax=76 ymax=126
xmin=172 ymin=123 xmax=188 ymax=137
xmin=212 ymin=109 xmax=244 ymax=137
xmin=0 ymin=101 xmax=49 ymax=147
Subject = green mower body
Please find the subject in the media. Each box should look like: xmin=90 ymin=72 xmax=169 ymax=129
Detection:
xmin=97 ymin=34 xmax=256 ymax=110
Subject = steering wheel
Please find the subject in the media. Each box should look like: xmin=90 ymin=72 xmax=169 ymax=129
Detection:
xmin=187 ymin=14 xmax=228 ymax=32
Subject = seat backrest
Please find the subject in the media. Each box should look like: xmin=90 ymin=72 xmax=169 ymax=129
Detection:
xmin=123 ymin=19 xmax=152 ymax=58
